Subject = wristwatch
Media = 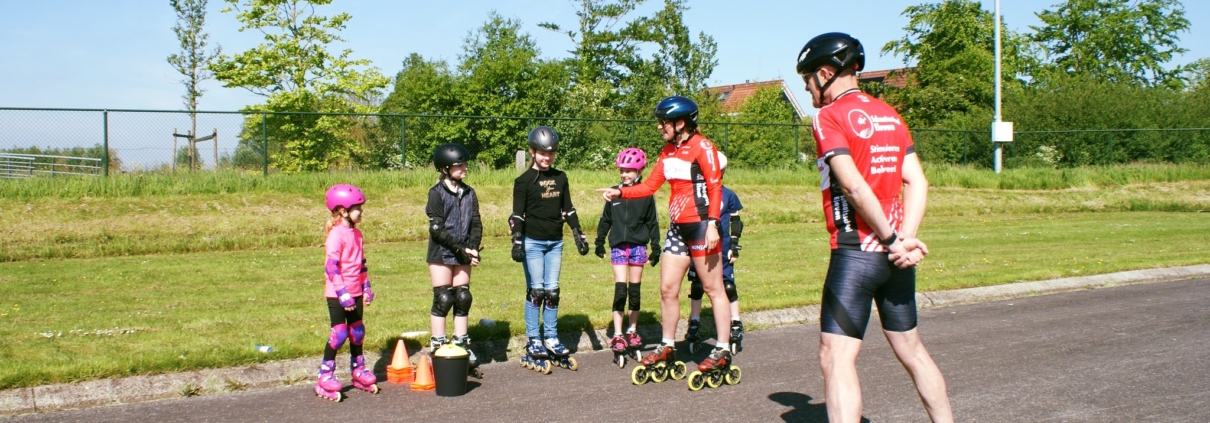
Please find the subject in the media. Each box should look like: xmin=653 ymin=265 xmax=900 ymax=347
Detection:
xmin=706 ymin=218 xmax=719 ymax=228
xmin=879 ymin=231 xmax=899 ymax=247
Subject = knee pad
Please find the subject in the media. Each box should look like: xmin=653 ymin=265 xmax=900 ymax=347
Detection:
xmin=724 ymin=280 xmax=739 ymax=303
xmin=544 ymin=288 xmax=560 ymax=309
xmin=453 ymin=286 xmax=473 ymax=317
xmin=688 ymin=279 xmax=704 ymax=301
xmin=627 ymin=283 xmax=641 ymax=311
xmin=431 ymin=286 xmax=454 ymax=317
xmin=327 ymin=323 xmax=349 ymax=350
xmin=527 ymin=288 xmax=545 ymax=307
xmin=612 ymin=283 xmax=627 ymax=313
xmin=348 ymin=321 xmax=365 ymax=346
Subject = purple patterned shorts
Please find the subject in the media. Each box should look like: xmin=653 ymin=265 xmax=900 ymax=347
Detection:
xmin=610 ymin=243 xmax=648 ymax=266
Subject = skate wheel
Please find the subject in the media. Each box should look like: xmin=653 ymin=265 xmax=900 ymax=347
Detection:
xmin=633 ymin=350 xmax=643 ymax=362
xmin=369 ymin=384 xmax=380 ymax=394
xmin=725 ymin=366 xmax=742 ymax=385
xmin=706 ymin=371 xmax=723 ymax=389
xmin=630 ymin=365 xmax=649 ymax=385
xmin=525 ymin=360 xmax=534 ymax=370
xmin=670 ymin=361 xmax=688 ymax=381
xmin=567 ymin=357 xmax=578 ymax=371
xmin=687 ymin=371 xmax=705 ymax=391
xmin=617 ymin=354 xmax=626 ymax=369
xmin=729 ymin=343 xmax=738 ymax=355
xmin=687 ymin=342 xmax=698 ymax=354
xmin=540 ymin=360 xmax=552 ymax=375
xmin=650 ymin=362 xmax=668 ymax=383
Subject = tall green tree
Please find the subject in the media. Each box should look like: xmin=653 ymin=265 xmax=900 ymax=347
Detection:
xmin=1031 ymin=0 xmax=1191 ymax=88
xmin=167 ymin=0 xmax=221 ymax=172
xmin=210 ymin=0 xmax=389 ymax=172
xmin=881 ymin=0 xmax=1033 ymax=127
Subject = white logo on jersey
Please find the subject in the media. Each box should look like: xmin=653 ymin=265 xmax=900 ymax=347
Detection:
xmin=848 ymin=109 xmax=875 ymax=139
xmin=662 ymin=157 xmax=693 ymax=180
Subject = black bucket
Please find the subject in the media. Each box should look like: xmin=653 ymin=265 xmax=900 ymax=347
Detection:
xmin=432 ymin=344 xmax=469 ymax=397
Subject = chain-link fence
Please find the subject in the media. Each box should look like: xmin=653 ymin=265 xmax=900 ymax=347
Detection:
xmin=2 ymin=107 xmax=1207 ymax=177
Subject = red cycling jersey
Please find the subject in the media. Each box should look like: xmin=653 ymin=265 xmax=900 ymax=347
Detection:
xmin=813 ymin=90 xmax=915 ymax=252
xmin=620 ymin=133 xmax=722 ymax=224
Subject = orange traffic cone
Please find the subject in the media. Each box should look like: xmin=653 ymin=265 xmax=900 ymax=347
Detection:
xmin=386 ymin=340 xmax=414 ymax=383
xmin=410 ymin=354 xmax=435 ymax=392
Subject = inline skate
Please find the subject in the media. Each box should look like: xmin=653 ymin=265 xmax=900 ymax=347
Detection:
xmin=314 ymin=360 xmax=342 ymax=402
xmin=630 ymin=344 xmax=687 ymax=385
xmin=452 ymin=334 xmax=483 ymax=379
xmin=687 ymin=347 xmax=741 ymax=391
xmin=610 ymin=334 xmax=629 ymax=368
xmin=350 ymin=355 xmax=379 ymax=394
xmin=729 ymin=320 xmax=744 ymax=355
xmin=625 ymin=331 xmax=643 ymax=362
xmin=518 ymin=337 xmax=551 ymax=374
xmin=684 ymin=319 xmax=704 ymax=354
xmin=544 ymin=337 xmax=578 ymax=371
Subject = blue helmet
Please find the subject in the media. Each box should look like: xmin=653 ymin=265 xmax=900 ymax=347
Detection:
xmin=654 ymin=95 xmax=699 ymax=123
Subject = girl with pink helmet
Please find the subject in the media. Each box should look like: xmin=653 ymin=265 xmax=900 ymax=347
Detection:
xmin=315 ymin=184 xmax=378 ymax=401
xmin=594 ymin=147 xmax=661 ymax=367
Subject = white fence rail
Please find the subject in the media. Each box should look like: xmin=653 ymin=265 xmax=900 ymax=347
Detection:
xmin=0 ymin=153 xmax=102 ymax=178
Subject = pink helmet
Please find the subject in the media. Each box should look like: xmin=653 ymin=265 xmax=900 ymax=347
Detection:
xmin=616 ymin=148 xmax=647 ymax=170
xmin=325 ymin=184 xmax=365 ymax=211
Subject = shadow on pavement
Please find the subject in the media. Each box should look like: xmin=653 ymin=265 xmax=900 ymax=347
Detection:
xmin=557 ymin=314 xmax=597 ymax=352
xmin=769 ymin=392 xmax=869 ymax=423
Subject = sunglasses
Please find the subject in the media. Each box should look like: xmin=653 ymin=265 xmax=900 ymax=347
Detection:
xmin=657 ymin=118 xmax=673 ymax=127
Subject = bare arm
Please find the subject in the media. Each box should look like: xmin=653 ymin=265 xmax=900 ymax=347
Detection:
xmin=898 ymin=152 xmax=928 ymax=240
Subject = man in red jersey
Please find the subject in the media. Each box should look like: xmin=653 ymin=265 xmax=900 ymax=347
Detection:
xmin=598 ymin=95 xmax=737 ymax=379
xmin=798 ymin=32 xmax=952 ymax=422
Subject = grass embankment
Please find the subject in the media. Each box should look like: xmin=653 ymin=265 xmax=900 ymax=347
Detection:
xmin=0 ymin=164 xmax=1207 ymax=389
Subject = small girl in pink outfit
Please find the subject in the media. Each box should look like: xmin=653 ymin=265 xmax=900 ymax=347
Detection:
xmin=314 ymin=184 xmax=378 ymax=402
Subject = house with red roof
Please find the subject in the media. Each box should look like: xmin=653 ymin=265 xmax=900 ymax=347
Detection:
xmin=706 ymin=79 xmax=806 ymax=119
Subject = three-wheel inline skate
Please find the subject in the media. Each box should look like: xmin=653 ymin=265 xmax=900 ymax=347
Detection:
xmin=519 ymin=337 xmax=552 ymax=374
xmin=686 ymin=346 xmax=741 ymax=391
xmin=630 ymin=344 xmax=688 ymax=385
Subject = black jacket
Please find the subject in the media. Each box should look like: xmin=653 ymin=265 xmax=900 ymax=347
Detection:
xmin=595 ymin=181 xmax=660 ymax=249
xmin=426 ymin=177 xmax=482 ymax=265
xmin=512 ymin=167 xmax=582 ymax=241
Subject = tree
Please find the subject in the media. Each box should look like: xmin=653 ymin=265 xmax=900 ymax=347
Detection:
xmin=1031 ymin=0 xmax=1191 ymax=88
xmin=881 ymin=0 xmax=1033 ymax=127
xmin=721 ymin=85 xmax=802 ymax=167
xmin=167 ymin=0 xmax=221 ymax=172
xmin=210 ymin=0 xmax=389 ymax=172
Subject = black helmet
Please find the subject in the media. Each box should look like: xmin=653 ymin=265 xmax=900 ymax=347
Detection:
xmin=527 ymin=126 xmax=559 ymax=152
xmin=795 ymin=32 xmax=865 ymax=76
xmin=654 ymin=95 xmax=699 ymax=123
xmin=432 ymin=143 xmax=470 ymax=172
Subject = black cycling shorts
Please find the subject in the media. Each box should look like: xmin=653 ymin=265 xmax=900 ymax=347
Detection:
xmin=820 ymin=249 xmax=918 ymax=339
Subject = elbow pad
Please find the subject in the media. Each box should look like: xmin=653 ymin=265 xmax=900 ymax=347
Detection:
xmin=730 ymin=214 xmax=743 ymax=239
xmin=429 ymin=216 xmax=465 ymax=251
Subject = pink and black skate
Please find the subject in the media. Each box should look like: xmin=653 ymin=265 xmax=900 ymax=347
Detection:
xmin=350 ymin=355 xmax=379 ymax=394
xmin=314 ymin=360 xmax=342 ymax=402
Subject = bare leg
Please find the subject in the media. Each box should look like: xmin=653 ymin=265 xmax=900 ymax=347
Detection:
xmin=883 ymin=328 xmax=953 ymax=423
xmin=452 ymin=265 xmax=472 ymax=336
xmin=692 ymin=253 xmax=731 ymax=343
xmin=627 ymin=265 xmax=644 ymax=330
xmin=820 ymin=332 xmax=864 ymax=423
xmin=428 ymin=263 xmax=453 ymax=337
xmin=658 ymin=254 xmax=691 ymax=341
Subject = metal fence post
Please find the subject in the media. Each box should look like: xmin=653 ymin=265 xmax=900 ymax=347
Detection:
xmin=261 ymin=113 xmax=268 ymax=177
xmin=963 ymin=131 xmax=970 ymax=165
xmin=629 ymin=122 xmax=634 ymax=147
xmin=400 ymin=116 xmax=406 ymax=169
xmin=1107 ymin=132 xmax=1114 ymax=165
xmin=794 ymin=124 xmax=800 ymax=162
xmin=724 ymin=123 xmax=730 ymax=152
xmin=102 ymin=110 xmax=109 ymax=177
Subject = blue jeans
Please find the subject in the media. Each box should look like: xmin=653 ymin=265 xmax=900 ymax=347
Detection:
xmin=522 ymin=237 xmax=563 ymax=339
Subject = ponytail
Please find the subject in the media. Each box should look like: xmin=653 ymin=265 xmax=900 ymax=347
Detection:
xmin=324 ymin=207 xmax=352 ymax=234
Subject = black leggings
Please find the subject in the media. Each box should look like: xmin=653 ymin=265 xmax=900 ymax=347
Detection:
xmin=323 ymin=297 xmax=364 ymax=361
xmin=820 ymin=249 xmax=917 ymax=340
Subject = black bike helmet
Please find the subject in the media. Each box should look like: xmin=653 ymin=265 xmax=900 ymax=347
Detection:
xmin=654 ymin=95 xmax=699 ymax=123
xmin=432 ymin=143 xmax=470 ymax=172
xmin=796 ymin=32 xmax=865 ymax=103
xmin=527 ymin=126 xmax=559 ymax=152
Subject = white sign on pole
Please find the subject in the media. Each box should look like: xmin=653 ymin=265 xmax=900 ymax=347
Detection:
xmin=992 ymin=121 xmax=1014 ymax=143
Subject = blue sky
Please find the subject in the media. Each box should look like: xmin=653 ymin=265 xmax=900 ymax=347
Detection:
xmin=1 ymin=0 xmax=1207 ymax=113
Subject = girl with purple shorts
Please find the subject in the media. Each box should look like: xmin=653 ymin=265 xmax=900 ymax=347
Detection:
xmin=594 ymin=148 xmax=661 ymax=365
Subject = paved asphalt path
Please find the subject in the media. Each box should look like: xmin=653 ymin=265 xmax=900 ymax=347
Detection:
xmin=9 ymin=277 xmax=1208 ymax=422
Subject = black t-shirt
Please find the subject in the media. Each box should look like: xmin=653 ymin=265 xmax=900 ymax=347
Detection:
xmin=512 ymin=167 xmax=581 ymax=241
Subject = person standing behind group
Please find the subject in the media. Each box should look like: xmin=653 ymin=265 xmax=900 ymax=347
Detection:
xmin=684 ymin=151 xmax=746 ymax=354
xmin=594 ymin=147 xmax=661 ymax=363
xmin=797 ymin=32 xmax=952 ymax=422
xmin=509 ymin=126 xmax=590 ymax=365
xmin=424 ymin=143 xmax=482 ymax=368
xmin=597 ymin=95 xmax=735 ymax=376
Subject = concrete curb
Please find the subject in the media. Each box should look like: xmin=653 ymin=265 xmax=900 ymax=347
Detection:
xmin=3 ymin=264 xmax=1207 ymax=417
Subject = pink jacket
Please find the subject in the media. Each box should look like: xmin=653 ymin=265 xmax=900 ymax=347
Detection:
xmin=324 ymin=224 xmax=366 ymax=298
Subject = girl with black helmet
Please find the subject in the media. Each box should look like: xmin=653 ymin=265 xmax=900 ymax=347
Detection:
xmin=797 ymin=32 xmax=952 ymax=422
xmin=509 ymin=126 xmax=589 ymax=374
xmin=597 ymin=95 xmax=739 ymax=390
xmin=425 ymin=143 xmax=483 ymax=372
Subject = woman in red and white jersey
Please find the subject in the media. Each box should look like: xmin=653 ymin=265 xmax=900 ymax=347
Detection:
xmin=598 ymin=95 xmax=736 ymax=376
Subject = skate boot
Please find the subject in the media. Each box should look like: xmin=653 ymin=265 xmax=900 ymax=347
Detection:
xmin=350 ymin=355 xmax=379 ymax=394
xmin=688 ymin=347 xmax=741 ymax=391
xmin=519 ymin=337 xmax=551 ymax=374
xmin=544 ymin=337 xmax=578 ymax=371
xmin=452 ymin=334 xmax=483 ymax=379
xmin=631 ymin=343 xmax=687 ymax=385
xmin=625 ymin=330 xmax=643 ymax=361
xmin=429 ymin=335 xmax=448 ymax=353
xmin=729 ymin=320 xmax=745 ymax=354
xmin=314 ymin=360 xmax=342 ymax=402
xmin=610 ymin=334 xmax=629 ymax=368
xmin=684 ymin=319 xmax=703 ymax=354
